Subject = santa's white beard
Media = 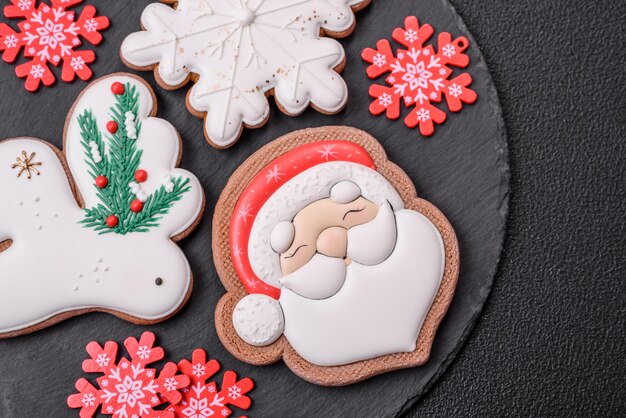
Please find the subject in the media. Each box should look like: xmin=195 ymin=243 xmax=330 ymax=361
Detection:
xmin=278 ymin=208 xmax=445 ymax=367
xmin=279 ymin=201 xmax=398 ymax=300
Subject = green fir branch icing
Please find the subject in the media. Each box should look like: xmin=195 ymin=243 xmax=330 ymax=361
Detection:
xmin=78 ymin=82 xmax=190 ymax=235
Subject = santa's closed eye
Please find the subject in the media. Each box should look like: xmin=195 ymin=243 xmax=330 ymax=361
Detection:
xmin=343 ymin=206 xmax=365 ymax=220
xmin=284 ymin=244 xmax=307 ymax=259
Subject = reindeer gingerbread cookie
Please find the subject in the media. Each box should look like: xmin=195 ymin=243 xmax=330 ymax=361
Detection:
xmin=212 ymin=126 xmax=459 ymax=385
xmin=0 ymin=73 xmax=204 ymax=338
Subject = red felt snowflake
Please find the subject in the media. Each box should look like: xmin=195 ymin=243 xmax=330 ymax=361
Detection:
xmin=166 ymin=349 xmax=254 ymax=418
xmin=0 ymin=0 xmax=109 ymax=92
xmin=362 ymin=16 xmax=477 ymax=136
xmin=67 ymin=332 xmax=190 ymax=418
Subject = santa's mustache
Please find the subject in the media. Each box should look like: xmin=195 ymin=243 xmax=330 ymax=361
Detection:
xmin=279 ymin=200 xmax=397 ymax=300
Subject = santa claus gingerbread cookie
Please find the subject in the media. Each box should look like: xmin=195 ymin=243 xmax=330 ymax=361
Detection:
xmin=0 ymin=73 xmax=204 ymax=338
xmin=120 ymin=0 xmax=370 ymax=148
xmin=213 ymin=126 xmax=459 ymax=385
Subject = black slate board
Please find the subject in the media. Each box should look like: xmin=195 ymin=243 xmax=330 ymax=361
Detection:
xmin=0 ymin=0 xmax=508 ymax=416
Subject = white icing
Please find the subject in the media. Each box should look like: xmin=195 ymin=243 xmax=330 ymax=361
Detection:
xmin=270 ymin=220 xmax=294 ymax=254
xmin=279 ymin=210 xmax=445 ymax=366
xmin=0 ymin=75 xmax=204 ymax=334
xmin=121 ymin=0 xmax=365 ymax=147
xmin=233 ymin=293 xmax=284 ymax=346
xmin=330 ymin=180 xmax=361 ymax=204
xmin=129 ymin=181 xmax=148 ymax=202
xmin=88 ymin=141 xmax=102 ymax=163
xmin=279 ymin=254 xmax=346 ymax=300
xmin=162 ymin=174 xmax=174 ymax=193
xmin=347 ymin=200 xmax=397 ymax=265
xmin=125 ymin=111 xmax=137 ymax=139
xmin=248 ymin=162 xmax=404 ymax=288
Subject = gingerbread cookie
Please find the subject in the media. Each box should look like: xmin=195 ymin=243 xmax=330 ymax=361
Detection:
xmin=212 ymin=126 xmax=459 ymax=385
xmin=120 ymin=0 xmax=370 ymax=148
xmin=0 ymin=73 xmax=205 ymax=338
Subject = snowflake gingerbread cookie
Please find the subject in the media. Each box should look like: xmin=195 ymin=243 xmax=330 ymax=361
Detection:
xmin=120 ymin=0 xmax=370 ymax=148
xmin=67 ymin=332 xmax=191 ymax=418
xmin=0 ymin=0 xmax=109 ymax=91
xmin=0 ymin=74 xmax=204 ymax=338
xmin=212 ymin=126 xmax=460 ymax=385
xmin=362 ymin=16 xmax=477 ymax=136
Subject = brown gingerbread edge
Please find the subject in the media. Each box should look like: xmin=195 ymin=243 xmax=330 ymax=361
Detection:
xmin=0 ymin=73 xmax=205 ymax=339
xmin=119 ymin=0 xmax=372 ymax=149
xmin=212 ymin=126 xmax=460 ymax=385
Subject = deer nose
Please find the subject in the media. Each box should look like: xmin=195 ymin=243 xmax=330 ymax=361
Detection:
xmin=316 ymin=226 xmax=348 ymax=258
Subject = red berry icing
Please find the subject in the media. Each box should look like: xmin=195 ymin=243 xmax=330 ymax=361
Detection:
xmin=130 ymin=199 xmax=144 ymax=213
xmin=134 ymin=169 xmax=148 ymax=183
xmin=105 ymin=215 xmax=119 ymax=228
xmin=95 ymin=175 xmax=108 ymax=189
xmin=111 ymin=82 xmax=125 ymax=95
xmin=106 ymin=121 xmax=118 ymax=134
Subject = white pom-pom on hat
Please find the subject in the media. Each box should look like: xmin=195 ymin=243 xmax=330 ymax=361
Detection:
xmin=270 ymin=221 xmax=295 ymax=254
xmin=330 ymin=181 xmax=361 ymax=204
xmin=233 ymin=293 xmax=284 ymax=346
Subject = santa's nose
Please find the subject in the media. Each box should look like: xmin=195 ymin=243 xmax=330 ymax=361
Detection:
xmin=316 ymin=226 xmax=348 ymax=258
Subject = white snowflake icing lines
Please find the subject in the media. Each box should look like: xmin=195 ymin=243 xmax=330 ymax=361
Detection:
xmin=121 ymin=0 xmax=367 ymax=147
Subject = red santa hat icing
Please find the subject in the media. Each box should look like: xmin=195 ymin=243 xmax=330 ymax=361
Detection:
xmin=230 ymin=140 xmax=404 ymax=299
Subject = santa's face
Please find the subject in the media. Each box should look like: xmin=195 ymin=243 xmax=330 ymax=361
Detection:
xmin=272 ymin=183 xmax=399 ymax=300
xmin=279 ymin=196 xmax=378 ymax=275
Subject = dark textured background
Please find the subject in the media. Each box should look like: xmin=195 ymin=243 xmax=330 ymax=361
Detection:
xmin=0 ymin=0 xmax=623 ymax=417
xmin=411 ymin=1 xmax=626 ymax=417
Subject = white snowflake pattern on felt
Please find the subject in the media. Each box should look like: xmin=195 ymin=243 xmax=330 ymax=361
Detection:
xmin=136 ymin=345 xmax=151 ymax=360
xmin=227 ymin=385 xmax=242 ymax=400
xmin=181 ymin=397 xmax=212 ymax=418
xmin=404 ymin=28 xmax=417 ymax=43
xmin=95 ymin=353 xmax=110 ymax=368
xmin=121 ymin=0 xmax=367 ymax=147
xmin=4 ymin=34 xmax=18 ymax=48
xmin=163 ymin=377 xmax=179 ymax=392
xmin=82 ymin=393 xmax=96 ymax=407
xmin=416 ymin=108 xmax=430 ymax=122
xmin=448 ymin=83 xmax=463 ymax=98
xmin=18 ymin=0 xmax=31 ymax=11
xmin=67 ymin=332 xmax=190 ymax=418
xmin=373 ymin=52 xmax=386 ymax=68
xmin=442 ymin=43 xmax=456 ymax=58
xmin=0 ymin=0 xmax=109 ymax=91
xmin=192 ymin=363 xmax=206 ymax=378
xmin=84 ymin=18 xmax=98 ymax=32
xmin=378 ymin=92 xmax=393 ymax=108
xmin=70 ymin=56 xmax=85 ymax=71
xmin=30 ymin=64 xmax=44 ymax=78
xmin=362 ymin=16 xmax=477 ymax=136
